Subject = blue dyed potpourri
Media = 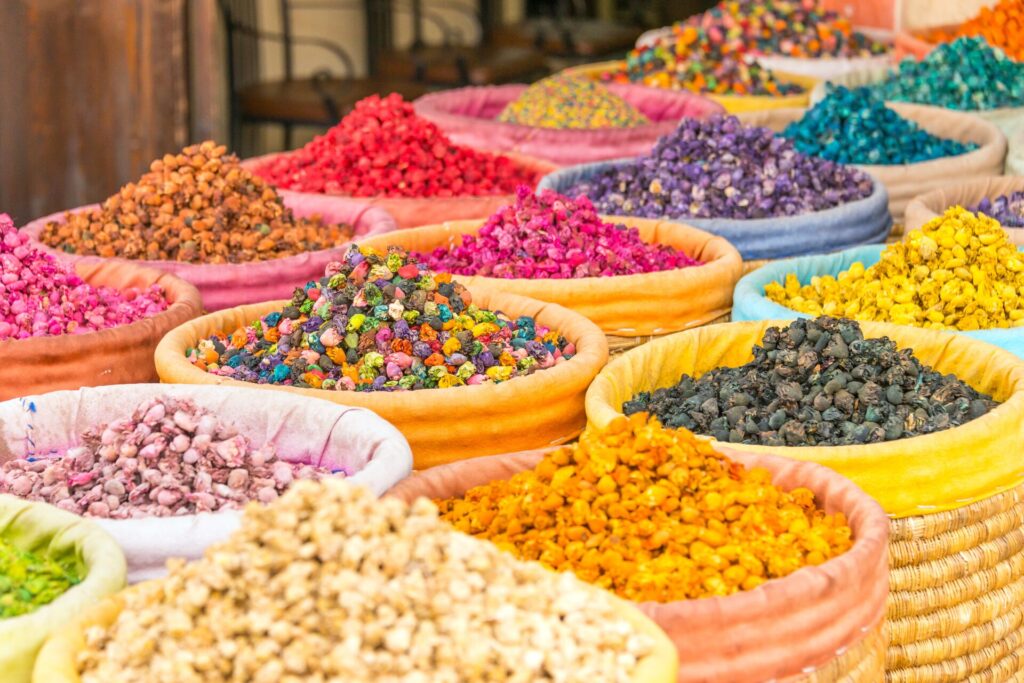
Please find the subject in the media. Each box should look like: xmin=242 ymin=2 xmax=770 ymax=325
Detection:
xmin=872 ymin=38 xmax=1024 ymax=111
xmin=188 ymin=245 xmax=575 ymax=391
xmin=782 ymin=85 xmax=979 ymax=165
xmin=568 ymin=115 xmax=873 ymax=220
xmin=973 ymin=191 xmax=1024 ymax=228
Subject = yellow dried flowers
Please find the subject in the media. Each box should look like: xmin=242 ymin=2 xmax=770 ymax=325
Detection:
xmin=766 ymin=207 xmax=1024 ymax=331
xmin=436 ymin=413 xmax=853 ymax=603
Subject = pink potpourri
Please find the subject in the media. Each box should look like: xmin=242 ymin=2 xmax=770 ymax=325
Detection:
xmin=414 ymin=187 xmax=703 ymax=279
xmin=0 ymin=213 xmax=167 ymax=341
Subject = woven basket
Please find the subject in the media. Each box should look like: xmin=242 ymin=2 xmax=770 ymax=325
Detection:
xmin=885 ymin=482 xmax=1024 ymax=682
xmin=742 ymin=258 xmax=773 ymax=275
xmin=801 ymin=620 xmax=887 ymax=682
xmin=606 ymin=312 xmax=732 ymax=355
xmin=607 ymin=342 xmax=1024 ymax=680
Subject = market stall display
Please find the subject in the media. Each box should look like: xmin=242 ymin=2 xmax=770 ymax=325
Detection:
xmin=242 ymin=94 xmax=557 ymax=228
xmin=20 ymin=142 xmax=396 ymax=311
xmin=585 ymin=318 xmax=1024 ymax=678
xmin=0 ymin=495 xmax=125 ymax=683
xmin=785 ymin=85 xmax=978 ymax=163
xmin=496 ymin=75 xmax=650 ymax=128
xmin=0 ymin=384 xmax=412 ymax=582
xmin=560 ymin=8 xmax=830 ymax=115
xmin=0 ymin=214 xmax=201 ymax=400
xmin=388 ymin=415 xmax=890 ymax=682
xmin=413 ymin=81 xmax=724 ymax=166
xmin=7 ymin=0 xmax=1024 ymax=677
xmin=563 ymin=59 xmax=819 ymax=114
xmin=153 ymin=245 xmax=608 ymax=468
xmin=623 ymin=317 xmax=997 ymax=446
xmin=35 ymin=479 xmax=677 ymax=683
xmin=356 ymin=188 xmax=742 ymax=350
xmin=538 ymin=115 xmax=891 ymax=262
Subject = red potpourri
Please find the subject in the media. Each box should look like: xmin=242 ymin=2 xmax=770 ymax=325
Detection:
xmin=253 ymin=94 xmax=539 ymax=198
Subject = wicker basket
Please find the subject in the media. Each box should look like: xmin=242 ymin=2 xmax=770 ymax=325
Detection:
xmin=885 ymin=483 xmax=1024 ymax=683
xmin=742 ymin=258 xmax=773 ymax=275
xmin=801 ymin=620 xmax=888 ymax=682
xmin=606 ymin=312 xmax=732 ymax=355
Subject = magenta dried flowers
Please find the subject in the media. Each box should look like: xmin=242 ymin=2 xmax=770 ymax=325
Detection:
xmin=0 ymin=213 xmax=167 ymax=341
xmin=415 ymin=187 xmax=701 ymax=279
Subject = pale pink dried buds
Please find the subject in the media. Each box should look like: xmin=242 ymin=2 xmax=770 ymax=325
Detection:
xmin=0 ymin=397 xmax=342 ymax=518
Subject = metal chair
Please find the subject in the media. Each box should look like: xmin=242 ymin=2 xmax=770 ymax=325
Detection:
xmin=219 ymin=0 xmax=431 ymax=155
xmin=376 ymin=0 xmax=549 ymax=86
xmin=492 ymin=0 xmax=643 ymax=63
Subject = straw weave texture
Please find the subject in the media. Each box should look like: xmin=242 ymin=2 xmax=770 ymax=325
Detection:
xmin=889 ymin=552 xmax=1024 ymax=624
xmin=742 ymin=258 xmax=772 ymax=275
xmin=962 ymin=648 xmax=1024 ymax=682
xmin=890 ymin=489 xmax=1024 ymax=543
xmin=802 ymin=621 xmax=887 ymax=683
xmin=887 ymin=621 xmax=1024 ymax=682
xmin=606 ymin=312 xmax=732 ymax=355
xmin=886 ymin=483 xmax=1024 ymax=682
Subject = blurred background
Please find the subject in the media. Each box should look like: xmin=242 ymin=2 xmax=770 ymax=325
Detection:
xmin=0 ymin=0 xmax=976 ymax=224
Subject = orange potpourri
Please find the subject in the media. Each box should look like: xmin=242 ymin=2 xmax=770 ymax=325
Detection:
xmin=41 ymin=141 xmax=354 ymax=264
xmin=921 ymin=0 xmax=1024 ymax=61
xmin=437 ymin=413 xmax=853 ymax=602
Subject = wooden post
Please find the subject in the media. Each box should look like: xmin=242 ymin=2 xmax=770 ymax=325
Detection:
xmin=0 ymin=0 xmax=190 ymax=224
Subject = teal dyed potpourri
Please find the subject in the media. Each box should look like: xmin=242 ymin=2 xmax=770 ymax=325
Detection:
xmin=188 ymin=245 xmax=576 ymax=391
xmin=782 ymin=85 xmax=978 ymax=165
xmin=872 ymin=38 xmax=1024 ymax=111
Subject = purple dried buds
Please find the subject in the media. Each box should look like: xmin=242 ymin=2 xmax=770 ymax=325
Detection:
xmin=569 ymin=115 xmax=874 ymax=221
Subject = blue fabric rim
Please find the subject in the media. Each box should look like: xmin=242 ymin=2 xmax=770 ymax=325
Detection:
xmin=538 ymin=158 xmax=893 ymax=261
xmin=731 ymin=243 xmax=1024 ymax=356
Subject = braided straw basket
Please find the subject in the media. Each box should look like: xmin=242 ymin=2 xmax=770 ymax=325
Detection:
xmin=801 ymin=621 xmax=887 ymax=682
xmin=885 ymin=483 xmax=1024 ymax=683
xmin=606 ymin=312 xmax=732 ymax=355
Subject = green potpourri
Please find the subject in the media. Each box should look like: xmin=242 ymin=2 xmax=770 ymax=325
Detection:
xmin=0 ymin=536 xmax=81 ymax=618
